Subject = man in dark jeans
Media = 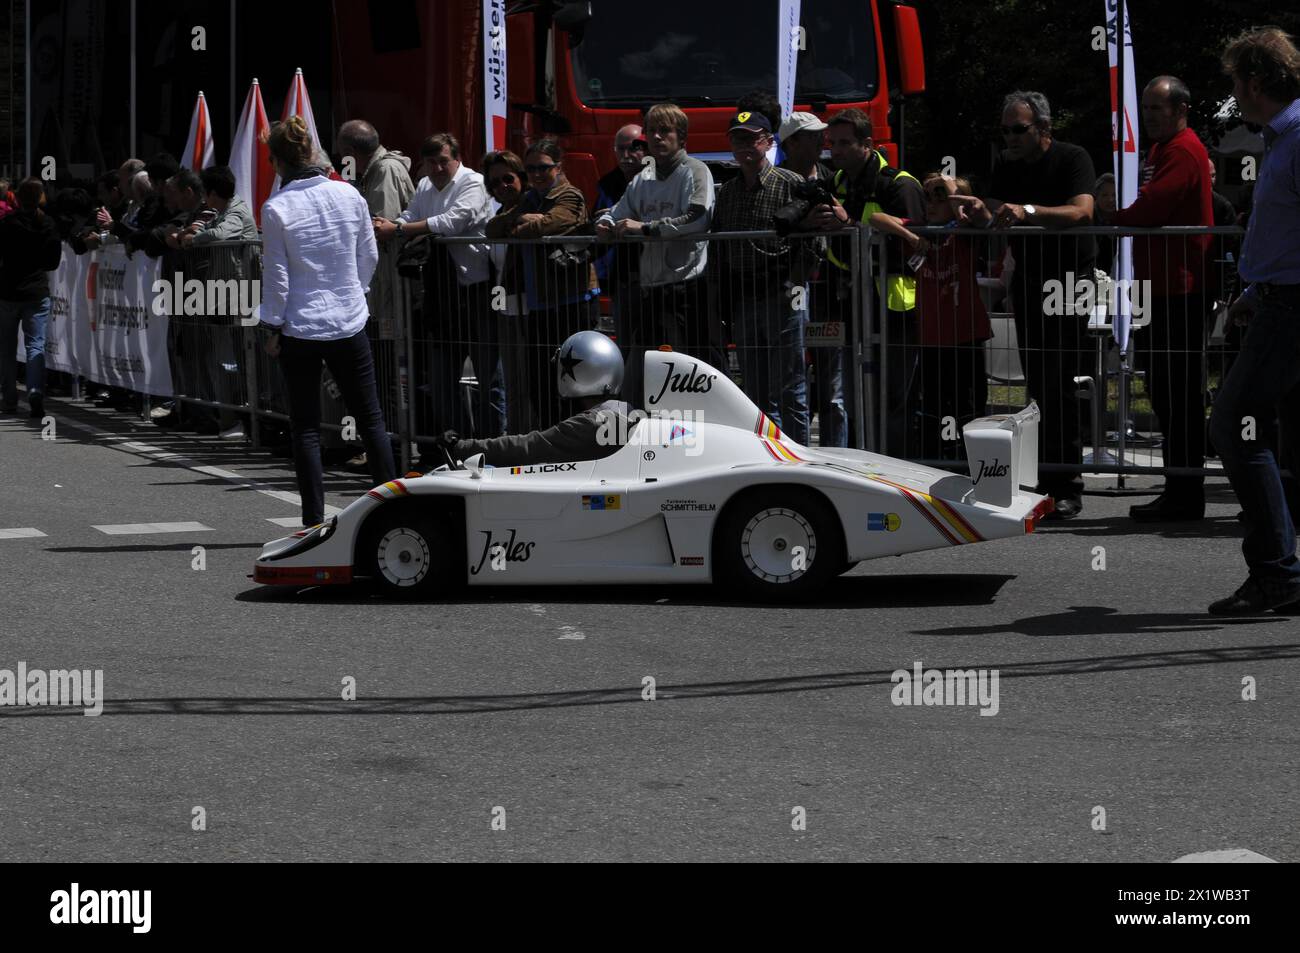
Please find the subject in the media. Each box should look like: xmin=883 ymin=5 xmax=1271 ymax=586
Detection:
xmin=953 ymin=91 xmax=1097 ymax=519
xmin=1206 ymin=28 xmax=1300 ymax=614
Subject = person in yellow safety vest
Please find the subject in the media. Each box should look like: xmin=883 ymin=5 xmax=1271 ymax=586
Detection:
xmin=804 ymin=108 xmax=927 ymax=455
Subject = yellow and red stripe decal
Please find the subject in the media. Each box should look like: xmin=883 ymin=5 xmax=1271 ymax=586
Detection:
xmin=867 ymin=474 xmax=983 ymax=545
xmin=755 ymin=413 xmax=783 ymax=441
xmin=367 ymin=479 xmax=410 ymax=501
xmin=760 ymin=436 xmax=805 ymax=463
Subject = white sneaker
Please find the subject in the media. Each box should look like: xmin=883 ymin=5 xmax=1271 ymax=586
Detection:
xmin=219 ymin=424 xmax=246 ymax=440
xmin=150 ymin=404 xmax=174 ymax=420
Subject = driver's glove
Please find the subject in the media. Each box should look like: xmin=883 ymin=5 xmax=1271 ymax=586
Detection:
xmin=433 ymin=429 xmax=461 ymax=450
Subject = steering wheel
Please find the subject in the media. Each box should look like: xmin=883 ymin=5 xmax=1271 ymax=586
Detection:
xmin=440 ymin=442 xmax=465 ymax=471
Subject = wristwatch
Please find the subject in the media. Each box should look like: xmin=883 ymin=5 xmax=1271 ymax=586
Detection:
xmin=640 ymin=223 xmax=654 ymax=236
xmin=1023 ymin=204 xmax=1037 ymax=220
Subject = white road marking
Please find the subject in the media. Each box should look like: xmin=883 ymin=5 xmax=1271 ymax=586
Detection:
xmin=528 ymin=604 xmax=546 ymax=616
xmin=266 ymin=516 xmax=307 ymax=528
xmin=1173 ymin=849 xmax=1278 ymax=863
xmin=557 ymin=625 xmax=585 ymax=641
xmin=45 ymin=410 xmax=342 ymax=517
xmin=93 ymin=521 xmax=214 ymax=536
xmin=0 ymin=527 xmax=47 ymax=539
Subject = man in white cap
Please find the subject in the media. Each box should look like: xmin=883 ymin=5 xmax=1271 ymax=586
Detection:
xmin=778 ymin=111 xmax=844 ymax=446
xmin=778 ymin=111 xmax=833 ymax=183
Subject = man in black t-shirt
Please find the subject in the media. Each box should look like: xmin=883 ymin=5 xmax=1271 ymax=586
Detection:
xmin=951 ymin=91 xmax=1097 ymax=519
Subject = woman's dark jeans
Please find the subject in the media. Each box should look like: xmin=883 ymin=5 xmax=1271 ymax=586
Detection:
xmin=279 ymin=330 xmax=397 ymax=526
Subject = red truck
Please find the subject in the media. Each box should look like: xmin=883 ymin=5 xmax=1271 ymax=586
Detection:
xmin=332 ymin=0 xmax=925 ymax=205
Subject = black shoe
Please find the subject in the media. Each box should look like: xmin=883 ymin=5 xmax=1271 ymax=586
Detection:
xmin=1130 ymin=492 xmax=1205 ymax=523
xmin=1209 ymin=577 xmax=1300 ymax=615
xmin=28 ymin=393 xmax=44 ymax=419
xmin=1043 ymin=496 xmax=1082 ymax=520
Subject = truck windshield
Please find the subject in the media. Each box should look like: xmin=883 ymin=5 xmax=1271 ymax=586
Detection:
xmin=570 ymin=0 xmax=879 ymax=106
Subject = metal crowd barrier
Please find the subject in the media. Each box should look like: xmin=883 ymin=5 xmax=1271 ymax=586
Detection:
xmin=410 ymin=230 xmax=861 ymax=456
xmin=869 ymin=224 xmax=1246 ymax=482
xmin=53 ymin=224 xmax=1252 ymax=485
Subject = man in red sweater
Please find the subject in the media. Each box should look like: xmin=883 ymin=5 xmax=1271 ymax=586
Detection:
xmin=1104 ymin=75 xmax=1214 ymax=521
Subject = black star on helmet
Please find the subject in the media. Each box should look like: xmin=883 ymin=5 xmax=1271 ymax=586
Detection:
xmin=559 ymin=347 xmax=583 ymax=382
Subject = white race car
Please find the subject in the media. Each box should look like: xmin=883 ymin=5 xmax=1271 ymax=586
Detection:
xmin=254 ymin=351 xmax=1053 ymax=601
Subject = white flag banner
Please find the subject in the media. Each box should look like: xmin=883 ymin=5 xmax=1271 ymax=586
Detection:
xmin=1105 ymin=0 xmax=1139 ymax=352
xmin=181 ymin=90 xmax=216 ymax=171
xmin=272 ymin=69 xmax=326 ymax=194
xmin=773 ymin=0 xmax=802 ymax=162
xmin=483 ymin=0 xmax=508 ymax=154
xmin=86 ymin=245 xmax=172 ymax=396
xmin=231 ymin=79 xmax=273 ymax=229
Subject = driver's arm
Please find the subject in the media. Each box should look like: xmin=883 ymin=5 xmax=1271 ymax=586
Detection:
xmin=456 ymin=409 xmax=625 ymax=467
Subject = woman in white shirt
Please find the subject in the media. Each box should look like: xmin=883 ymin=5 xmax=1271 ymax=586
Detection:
xmin=259 ymin=116 xmax=396 ymax=527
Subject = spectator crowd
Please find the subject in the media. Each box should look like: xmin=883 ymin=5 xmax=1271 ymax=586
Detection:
xmin=2 ymin=25 xmax=1294 ymax=550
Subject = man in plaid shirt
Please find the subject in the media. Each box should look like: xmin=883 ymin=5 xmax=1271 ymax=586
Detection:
xmin=712 ymin=110 xmax=810 ymax=444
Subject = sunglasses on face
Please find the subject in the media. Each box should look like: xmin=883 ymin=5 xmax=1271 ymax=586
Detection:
xmin=525 ymin=163 xmax=557 ymax=174
xmin=489 ymin=173 xmax=517 ymax=189
xmin=1001 ymin=122 xmax=1033 ymax=136
xmin=616 ymin=141 xmax=648 ymax=154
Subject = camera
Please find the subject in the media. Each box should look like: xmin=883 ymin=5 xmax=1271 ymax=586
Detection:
xmin=773 ymin=177 xmax=839 ymax=236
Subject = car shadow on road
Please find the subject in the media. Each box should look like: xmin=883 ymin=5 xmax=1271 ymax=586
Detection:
xmin=5 ymin=642 xmax=1297 ymax=718
xmin=915 ymin=604 xmax=1285 ymax=638
xmin=234 ymin=572 xmax=1018 ymax=610
xmin=1037 ymin=515 xmax=1245 ymax=538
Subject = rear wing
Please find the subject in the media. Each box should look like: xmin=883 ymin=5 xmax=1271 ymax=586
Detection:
xmin=961 ymin=403 xmax=1040 ymax=507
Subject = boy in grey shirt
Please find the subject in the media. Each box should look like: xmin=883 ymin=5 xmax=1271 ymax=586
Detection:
xmin=595 ymin=103 xmax=716 ymax=405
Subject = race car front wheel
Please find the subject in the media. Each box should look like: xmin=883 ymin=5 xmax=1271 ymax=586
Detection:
xmin=715 ymin=488 xmax=844 ymax=603
xmin=360 ymin=508 xmax=453 ymax=598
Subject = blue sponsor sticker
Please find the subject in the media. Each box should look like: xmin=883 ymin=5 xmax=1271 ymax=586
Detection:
xmin=581 ymin=494 xmax=621 ymax=510
xmin=868 ymin=512 xmax=901 ymax=532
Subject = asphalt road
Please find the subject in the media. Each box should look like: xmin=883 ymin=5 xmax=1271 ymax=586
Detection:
xmin=1 ymin=395 xmax=1296 ymax=862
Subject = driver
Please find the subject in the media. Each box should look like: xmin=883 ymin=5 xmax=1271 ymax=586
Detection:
xmin=426 ymin=330 xmax=630 ymax=469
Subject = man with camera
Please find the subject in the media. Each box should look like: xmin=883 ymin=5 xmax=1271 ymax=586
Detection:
xmin=712 ymin=110 xmax=811 ymax=443
xmin=805 ymin=108 xmax=927 ymax=453
xmin=779 ymin=111 xmax=845 ymax=446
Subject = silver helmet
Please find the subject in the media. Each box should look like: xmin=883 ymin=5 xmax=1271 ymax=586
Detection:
xmin=555 ymin=330 xmax=624 ymax=399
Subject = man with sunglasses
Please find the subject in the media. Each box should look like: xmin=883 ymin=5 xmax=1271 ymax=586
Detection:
xmin=950 ymin=91 xmax=1097 ymax=519
xmin=596 ymin=125 xmax=647 ymax=403
xmin=597 ymin=125 xmax=647 ymax=213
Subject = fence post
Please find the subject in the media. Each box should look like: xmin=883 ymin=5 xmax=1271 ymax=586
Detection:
xmin=394 ymin=270 xmax=413 ymax=473
xmin=852 ymin=224 xmax=878 ymax=452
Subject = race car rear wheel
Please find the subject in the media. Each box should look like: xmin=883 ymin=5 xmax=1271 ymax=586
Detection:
xmin=715 ymin=488 xmax=844 ymax=602
xmin=359 ymin=507 xmax=453 ymax=598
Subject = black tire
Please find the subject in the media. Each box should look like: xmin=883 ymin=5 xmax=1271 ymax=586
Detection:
xmin=839 ymin=561 xmax=861 ymax=576
xmin=358 ymin=506 xmax=455 ymax=598
xmin=713 ymin=488 xmax=845 ymax=603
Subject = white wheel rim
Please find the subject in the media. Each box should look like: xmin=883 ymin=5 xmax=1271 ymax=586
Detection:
xmin=376 ymin=527 xmax=431 ymax=587
xmin=741 ymin=507 xmax=816 ymax=583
